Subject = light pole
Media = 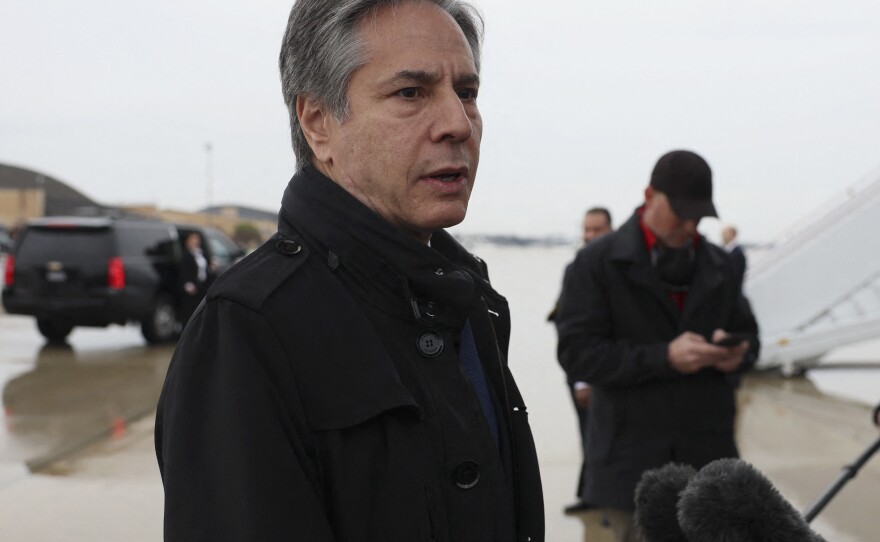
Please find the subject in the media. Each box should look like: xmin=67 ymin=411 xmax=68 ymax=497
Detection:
xmin=205 ymin=142 xmax=213 ymax=226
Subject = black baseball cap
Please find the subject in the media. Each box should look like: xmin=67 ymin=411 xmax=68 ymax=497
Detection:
xmin=649 ymin=150 xmax=718 ymax=220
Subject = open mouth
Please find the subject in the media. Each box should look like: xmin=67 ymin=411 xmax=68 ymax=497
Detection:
xmin=425 ymin=167 xmax=467 ymax=183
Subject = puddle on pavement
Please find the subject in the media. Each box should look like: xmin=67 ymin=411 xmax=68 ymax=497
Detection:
xmin=0 ymin=323 xmax=173 ymax=474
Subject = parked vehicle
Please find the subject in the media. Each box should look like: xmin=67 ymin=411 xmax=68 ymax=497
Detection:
xmin=1 ymin=217 xmax=244 ymax=344
xmin=0 ymin=227 xmax=12 ymax=255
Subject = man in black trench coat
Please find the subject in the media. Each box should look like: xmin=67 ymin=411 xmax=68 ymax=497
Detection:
xmin=555 ymin=150 xmax=759 ymax=542
xmin=155 ymin=1 xmax=544 ymax=541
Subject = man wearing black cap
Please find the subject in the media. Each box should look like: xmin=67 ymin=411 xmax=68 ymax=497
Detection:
xmin=554 ymin=150 xmax=760 ymax=542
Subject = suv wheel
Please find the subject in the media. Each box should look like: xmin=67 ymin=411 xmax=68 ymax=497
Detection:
xmin=36 ymin=318 xmax=74 ymax=344
xmin=142 ymin=294 xmax=177 ymax=344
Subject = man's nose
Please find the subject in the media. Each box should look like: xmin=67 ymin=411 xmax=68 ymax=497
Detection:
xmin=431 ymin=90 xmax=473 ymax=142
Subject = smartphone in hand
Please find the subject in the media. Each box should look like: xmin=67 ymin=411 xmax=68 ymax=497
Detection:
xmin=713 ymin=333 xmax=750 ymax=347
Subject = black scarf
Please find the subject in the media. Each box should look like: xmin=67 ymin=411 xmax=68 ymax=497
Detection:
xmin=278 ymin=166 xmax=482 ymax=327
xmin=652 ymin=242 xmax=697 ymax=291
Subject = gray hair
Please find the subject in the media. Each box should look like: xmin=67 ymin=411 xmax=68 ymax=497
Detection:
xmin=279 ymin=0 xmax=484 ymax=171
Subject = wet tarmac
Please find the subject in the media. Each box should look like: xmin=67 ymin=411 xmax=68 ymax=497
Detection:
xmin=735 ymin=372 xmax=880 ymax=542
xmin=0 ymin=311 xmax=172 ymax=479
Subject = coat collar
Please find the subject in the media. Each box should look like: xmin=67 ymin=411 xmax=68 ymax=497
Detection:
xmin=608 ymin=209 xmax=727 ymax=327
xmin=277 ymin=166 xmax=495 ymax=327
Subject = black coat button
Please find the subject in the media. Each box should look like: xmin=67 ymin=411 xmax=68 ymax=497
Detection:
xmin=453 ymin=460 xmax=481 ymax=489
xmin=416 ymin=332 xmax=444 ymax=357
xmin=275 ymin=239 xmax=302 ymax=255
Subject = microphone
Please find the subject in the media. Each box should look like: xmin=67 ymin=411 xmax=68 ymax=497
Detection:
xmin=634 ymin=463 xmax=696 ymax=542
xmin=677 ymin=458 xmax=827 ymax=542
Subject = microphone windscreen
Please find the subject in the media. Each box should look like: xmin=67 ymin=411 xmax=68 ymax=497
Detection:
xmin=634 ymin=463 xmax=696 ymax=542
xmin=677 ymin=458 xmax=827 ymax=542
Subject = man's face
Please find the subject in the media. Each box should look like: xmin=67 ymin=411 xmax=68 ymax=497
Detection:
xmin=185 ymin=234 xmax=201 ymax=251
xmin=642 ymin=187 xmax=700 ymax=249
xmin=721 ymin=227 xmax=736 ymax=246
xmin=312 ymin=2 xmax=481 ymax=243
xmin=582 ymin=213 xmax=611 ymax=244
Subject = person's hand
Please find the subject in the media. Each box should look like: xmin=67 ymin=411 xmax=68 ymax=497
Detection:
xmin=667 ymin=331 xmax=734 ymax=374
xmin=711 ymin=329 xmax=750 ymax=373
xmin=574 ymin=386 xmax=591 ymax=409
xmin=184 ymin=282 xmax=197 ymax=295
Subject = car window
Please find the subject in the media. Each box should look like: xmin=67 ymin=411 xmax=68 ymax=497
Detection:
xmin=15 ymin=227 xmax=113 ymax=263
xmin=206 ymin=235 xmax=231 ymax=264
xmin=117 ymin=226 xmax=176 ymax=259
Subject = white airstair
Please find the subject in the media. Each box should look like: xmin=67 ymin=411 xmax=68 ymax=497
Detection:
xmin=745 ymin=164 xmax=880 ymax=372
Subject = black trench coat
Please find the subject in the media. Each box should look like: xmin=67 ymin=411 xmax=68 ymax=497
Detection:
xmin=555 ymin=211 xmax=760 ymax=510
xmin=156 ymin=167 xmax=544 ymax=541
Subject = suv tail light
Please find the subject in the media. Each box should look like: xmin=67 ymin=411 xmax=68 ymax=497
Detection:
xmin=3 ymin=256 xmax=13 ymax=286
xmin=107 ymin=257 xmax=125 ymax=289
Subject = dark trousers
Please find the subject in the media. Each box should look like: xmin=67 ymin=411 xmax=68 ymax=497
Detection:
xmin=570 ymin=385 xmax=590 ymax=499
xmin=179 ymin=287 xmax=205 ymax=328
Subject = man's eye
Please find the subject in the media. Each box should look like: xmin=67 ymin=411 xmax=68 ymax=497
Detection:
xmin=397 ymin=88 xmax=419 ymax=99
xmin=457 ymin=88 xmax=478 ymax=100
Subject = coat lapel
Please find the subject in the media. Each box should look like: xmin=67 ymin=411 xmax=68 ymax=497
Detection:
xmin=610 ymin=214 xmax=681 ymax=327
xmin=680 ymin=243 xmax=725 ymax=325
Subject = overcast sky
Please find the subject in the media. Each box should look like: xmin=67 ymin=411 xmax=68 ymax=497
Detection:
xmin=2 ymin=1 xmax=879 ymax=244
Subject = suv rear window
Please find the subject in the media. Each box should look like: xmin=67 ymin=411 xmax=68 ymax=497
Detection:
xmin=16 ymin=227 xmax=114 ymax=263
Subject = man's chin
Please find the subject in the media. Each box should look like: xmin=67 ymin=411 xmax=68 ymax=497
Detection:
xmin=658 ymin=236 xmax=693 ymax=250
xmin=412 ymin=209 xmax=468 ymax=239
xmin=432 ymin=209 xmax=468 ymax=231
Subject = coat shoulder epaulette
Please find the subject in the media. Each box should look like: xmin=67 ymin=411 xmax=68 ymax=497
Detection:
xmin=207 ymin=233 xmax=310 ymax=312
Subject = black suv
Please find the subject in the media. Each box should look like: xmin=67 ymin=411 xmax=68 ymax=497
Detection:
xmin=0 ymin=226 xmax=12 ymax=254
xmin=2 ymin=217 xmax=244 ymax=344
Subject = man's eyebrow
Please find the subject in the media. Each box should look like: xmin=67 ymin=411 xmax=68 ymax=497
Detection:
xmin=383 ymin=70 xmax=441 ymax=87
xmin=455 ymin=73 xmax=480 ymax=87
xmin=383 ymin=70 xmax=480 ymax=87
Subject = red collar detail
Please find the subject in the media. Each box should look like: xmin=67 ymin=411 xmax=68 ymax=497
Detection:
xmin=637 ymin=206 xmax=657 ymax=251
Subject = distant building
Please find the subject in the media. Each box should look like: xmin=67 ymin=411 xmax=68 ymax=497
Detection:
xmin=201 ymin=205 xmax=278 ymax=225
xmin=120 ymin=204 xmax=277 ymax=245
xmin=0 ymin=162 xmax=277 ymax=245
xmin=0 ymin=163 xmax=105 ymax=227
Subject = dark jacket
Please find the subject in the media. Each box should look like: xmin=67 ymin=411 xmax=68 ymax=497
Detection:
xmin=177 ymin=249 xmax=205 ymax=290
xmin=555 ymin=211 xmax=759 ymax=510
xmin=177 ymin=248 xmax=208 ymax=324
xmin=728 ymin=244 xmax=747 ymax=291
xmin=156 ymin=167 xmax=544 ymax=541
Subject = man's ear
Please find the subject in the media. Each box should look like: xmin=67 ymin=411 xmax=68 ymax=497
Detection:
xmin=644 ymin=185 xmax=655 ymax=205
xmin=297 ymin=95 xmax=333 ymax=165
